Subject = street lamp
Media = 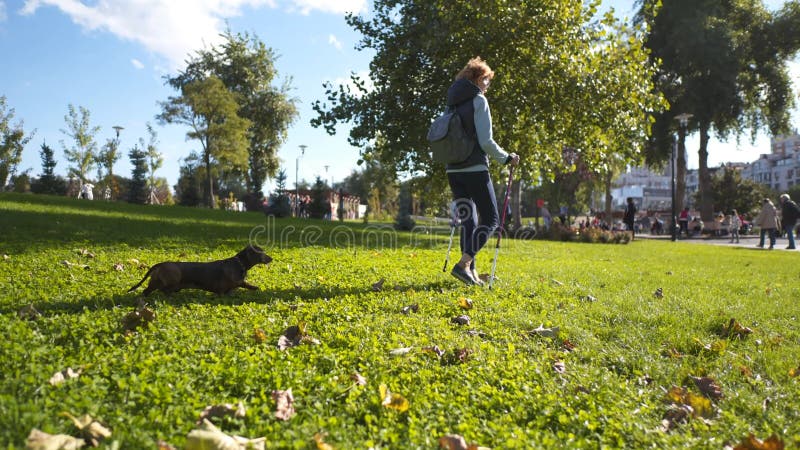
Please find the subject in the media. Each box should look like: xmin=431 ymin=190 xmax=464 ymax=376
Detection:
xmin=672 ymin=113 xmax=693 ymax=241
xmin=296 ymin=145 xmax=306 ymax=217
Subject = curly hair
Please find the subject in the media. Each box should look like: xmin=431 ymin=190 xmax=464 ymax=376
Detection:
xmin=455 ymin=56 xmax=495 ymax=84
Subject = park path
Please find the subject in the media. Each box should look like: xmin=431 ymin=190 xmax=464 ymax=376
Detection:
xmin=636 ymin=232 xmax=798 ymax=251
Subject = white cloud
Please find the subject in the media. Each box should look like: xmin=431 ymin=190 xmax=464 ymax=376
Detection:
xmin=327 ymin=34 xmax=342 ymax=51
xmin=17 ymin=0 xmax=366 ymax=69
xmin=332 ymin=70 xmax=373 ymax=99
xmin=0 ymin=1 xmax=7 ymax=22
xmin=131 ymin=58 xmax=144 ymax=69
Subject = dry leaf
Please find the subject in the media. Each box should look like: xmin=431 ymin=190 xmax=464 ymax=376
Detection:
xmin=2 ymin=254 xmax=9 ymax=260
xmin=451 ymin=315 xmax=470 ymax=326
xmin=78 ymin=249 xmax=96 ymax=258
xmin=185 ymin=419 xmax=266 ymax=450
xmin=724 ymin=318 xmax=753 ymax=339
xmin=26 ymin=429 xmax=86 ymax=450
xmin=49 ymin=367 xmax=82 ymax=386
xmin=18 ymin=304 xmax=42 ymax=321
xmin=582 ymin=295 xmax=597 ymax=302
xmin=528 ymin=325 xmax=560 ymax=339
xmin=731 ymin=434 xmax=784 ymax=450
xmin=561 ymin=339 xmax=576 ymax=352
xmin=121 ymin=302 xmax=155 ymax=335
xmin=277 ymin=323 xmax=320 ymax=351
xmin=156 ymin=440 xmax=176 ymax=450
xmin=197 ymin=401 xmax=246 ymax=424
xmin=313 ymin=433 xmax=335 ymax=450
xmin=61 ymin=260 xmax=89 ymax=270
xmin=454 ymin=348 xmax=472 ymax=364
xmin=350 ymin=372 xmax=367 ymax=386
xmin=272 ymin=389 xmax=295 ymax=421
xmin=478 ymin=273 xmax=491 ymax=283
xmin=389 ymin=346 xmax=413 ymax=356
xmin=113 ymin=263 xmax=124 ymax=272
xmin=550 ymin=278 xmax=563 ymax=286
xmin=660 ymin=405 xmax=691 ymax=431
xmin=789 ymin=365 xmax=800 ymax=377
xmin=61 ymin=412 xmax=111 ymax=447
xmin=371 ymin=278 xmax=385 ymax=292
xmin=253 ymin=328 xmax=267 ymax=344
xmin=400 ymin=304 xmax=419 ymax=314
xmin=422 ymin=346 xmax=446 ymax=358
xmin=653 ymin=287 xmax=663 ymax=298
xmin=552 ymin=361 xmax=566 ymax=374
xmin=438 ymin=434 xmax=491 ymax=450
xmin=691 ymin=376 xmax=723 ymax=401
xmin=379 ymin=384 xmax=409 ymax=412
xmin=458 ymin=297 xmax=474 ymax=310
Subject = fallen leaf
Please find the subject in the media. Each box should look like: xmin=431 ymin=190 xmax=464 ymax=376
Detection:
xmin=691 ymin=376 xmax=723 ymax=401
xmin=253 ymin=328 xmax=267 ymax=344
xmin=660 ymin=405 xmax=691 ymax=432
xmin=458 ymin=297 xmax=474 ymax=310
xmin=731 ymin=433 xmax=784 ymax=450
xmin=400 ymin=304 xmax=419 ymax=314
xmin=2 ymin=254 xmax=9 ymax=260
xmin=561 ymin=339 xmax=576 ymax=352
xmin=197 ymin=401 xmax=246 ymax=424
xmin=156 ymin=440 xmax=176 ymax=450
xmin=528 ymin=324 xmax=560 ymax=339
xmin=113 ymin=263 xmax=124 ymax=272
xmin=272 ymin=389 xmax=295 ymax=421
xmin=739 ymin=365 xmax=753 ymax=378
xmin=451 ymin=315 xmax=470 ymax=326
xmin=18 ymin=304 xmax=41 ymax=320
xmin=78 ymin=249 xmax=96 ymax=258
xmin=371 ymin=278 xmax=385 ymax=292
xmin=49 ymin=367 xmax=82 ymax=386
xmin=61 ymin=412 xmax=111 ymax=447
xmin=26 ymin=429 xmax=86 ymax=450
xmin=550 ymin=278 xmax=563 ymax=286
xmin=478 ymin=273 xmax=491 ymax=283
xmin=379 ymin=384 xmax=409 ymax=413
xmin=653 ymin=287 xmax=663 ymax=298
xmin=61 ymin=260 xmax=90 ymax=270
xmin=684 ymin=392 xmax=713 ymax=418
xmin=422 ymin=345 xmax=446 ymax=358
xmin=552 ymin=361 xmax=566 ymax=374
xmin=313 ymin=432 xmax=334 ymax=450
xmin=437 ymin=434 xmax=491 ymax=450
xmin=723 ymin=318 xmax=753 ymax=339
xmin=389 ymin=346 xmax=413 ymax=356
xmin=582 ymin=295 xmax=597 ymax=302
xmin=121 ymin=302 xmax=156 ymax=335
xmin=454 ymin=348 xmax=472 ymax=364
xmin=185 ymin=419 xmax=266 ymax=450
xmin=350 ymin=372 xmax=367 ymax=386
xmin=277 ymin=323 xmax=320 ymax=351
xmin=789 ymin=365 xmax=800 ymax=377
xmin=465 ymin=330 xmax=488 ymax=339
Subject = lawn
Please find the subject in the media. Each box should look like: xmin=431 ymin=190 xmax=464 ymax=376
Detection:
xmin=1 ymin=193 xmax=799 ymax=449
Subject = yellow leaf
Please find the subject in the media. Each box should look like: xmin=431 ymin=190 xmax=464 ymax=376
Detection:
xmin=253 ymin=328 xmax=267 ymax=344
xmin=379 ymin=384 xmax=409 ymax=412
xmin=314 ymin=432 xmax=335 ymax=450
xmin=458 ymin=297 xmax=474 ymax=310
xmin=789 ymin=366 xmax=800 ymax=377
xmin=685 ymin=392 xmax=713 ymax=418
xmin=26 ymin=429 xmax=85 ymax=450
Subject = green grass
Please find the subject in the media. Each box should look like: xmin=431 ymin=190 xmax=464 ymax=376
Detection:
xmin=1 ymin=192 xmax=799 ymax=449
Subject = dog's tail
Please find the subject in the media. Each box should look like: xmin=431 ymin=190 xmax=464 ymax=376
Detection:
xmin=127 ymin=264 xmax=158 ymax=292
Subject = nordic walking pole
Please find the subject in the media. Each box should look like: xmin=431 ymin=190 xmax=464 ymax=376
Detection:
xmin=443 ymin=220 xmax=457 ymax=272
xmin=489 ymin=165 xmax=515 ymax=290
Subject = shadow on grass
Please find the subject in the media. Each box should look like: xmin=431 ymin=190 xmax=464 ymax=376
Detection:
xmin=6 ymin=278 xmax=458 ymax=317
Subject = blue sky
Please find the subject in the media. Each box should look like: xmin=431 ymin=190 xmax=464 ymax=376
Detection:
xmin=1 ymin=0 xmax=797 ymax=193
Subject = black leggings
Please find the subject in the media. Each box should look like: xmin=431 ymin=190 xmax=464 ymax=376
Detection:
xmin=447 ymin=171 xmax=499 ymax=267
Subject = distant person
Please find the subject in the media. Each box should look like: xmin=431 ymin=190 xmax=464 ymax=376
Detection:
xmin=442 ymin=56 xmax=519 ymax=286
xmin=541 ymin=203 xmax=552 ymax=230
xmin=754 ymin=198 xmax=778 ymax=249
xmin=779 ymin=193 xmax=800 ymax=250
xmin=729 ymin=209 xmax=741 ymax=244
xmin=678 ymin=207 xmax=690 ymax=238
xmin=623 ymin=197 xmax=637 ymax=241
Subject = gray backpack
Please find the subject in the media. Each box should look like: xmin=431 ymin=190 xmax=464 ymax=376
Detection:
xmin=427 ymin=107 xmax=476 ymax=164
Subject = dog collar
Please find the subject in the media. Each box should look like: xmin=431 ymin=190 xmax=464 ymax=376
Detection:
xmin=233 ymin=255 xmax=247 ymax=274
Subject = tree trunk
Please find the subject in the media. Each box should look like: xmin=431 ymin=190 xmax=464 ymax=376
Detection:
xmin=677 ymin=127 xmax=688 ymax=212
xmin=512 ymin=177 xmax=521 ymax=230
xmin=604 ymin=171 xmax=613 ymax=223
xmin=205 ymin=151 xmax=215 ymax=209
xmin=698 ymin=124 xmax=712 ymax=221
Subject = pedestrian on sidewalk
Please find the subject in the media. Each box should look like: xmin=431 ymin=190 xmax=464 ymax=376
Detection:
xmin=754 ymin=198 xmax=778 ymax=249
xmin=779 ymin=193 xmax=800 ymax=250
xmin=729 ymin=209 xmax=741 ymax=243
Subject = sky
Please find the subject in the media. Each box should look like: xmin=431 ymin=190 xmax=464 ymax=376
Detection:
xmin=1 ymin=0 xmax=798 ymax=194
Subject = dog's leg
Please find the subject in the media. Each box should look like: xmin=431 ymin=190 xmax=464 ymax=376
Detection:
xmin=241 ymin=282 xmax=259 ymax=290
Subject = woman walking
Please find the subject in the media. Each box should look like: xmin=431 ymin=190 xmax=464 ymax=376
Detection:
xmin=445 ymin=57 xmax=519 ymax=285
xmin=754 ymin=198 xmax=778 ymax=249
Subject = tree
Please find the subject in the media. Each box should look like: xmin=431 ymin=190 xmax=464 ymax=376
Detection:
xmin=127 ymin=145 xmax=148 ymax=204
xmin=312 ymin=2 xmax=663 ymax=228
xmin=1 ymin=96 xmax=34 ymax=188
xmin=140 ymin=123 xmax=163 ymax=204
xmin=307 ymin=176 xmax=330 ymax=219
xmin=60 ymin=104 xmax=100 ymax=196
xmin=31 ymin=142 xmax=67 ymax=195
xmin=266 ymin=169 xmax=292 ymax=217
xmin=158 ymin=75 xmax=251 ymax=208
xmin=394 ymin=182 xmax=416 ymax=231
xmin=700 ymin=166 xmax=772 ymax=218
xmin=174 ymin=153 xmax=204 ymax=207
xmin=165 ymin=29 xmax=298 ymax=207
xmin=97 ymin=131 xmax=122 ymax=200
xmin=638 ymin=0 xmax=800 ymax=221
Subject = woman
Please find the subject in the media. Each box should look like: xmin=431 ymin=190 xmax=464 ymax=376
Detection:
xmin=623 ymin=197 xmax=637 ymax=241
xmin=754 ymin=198 xmax=778 ymax=249
xmin=445 ymin=57 xmax=520 ymax=285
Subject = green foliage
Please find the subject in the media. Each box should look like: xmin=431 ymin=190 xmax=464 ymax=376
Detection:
xmin=0 ymin=96 xmax=35 ymax=188
xmin=158 ymin=76 xmax=251 ymax=208
xmin=307 ymin=176 xmax=330 ymax=219
xmin=266 ymin=169 xmax=292 ymax=217
xmin=2 ymin=193 xmax=800 ymax=448
xmin=394 ymin=182 xmax=415 ymax=231
xmin=166 ymin=29 xmax=299 ymax=196
xmin=698 ymin=166 xmax=773 ymax=217
xmin=127 ymin=145 xmax=148 ymax=205
xmin=60 ymin=104 xmax=100 ymax=187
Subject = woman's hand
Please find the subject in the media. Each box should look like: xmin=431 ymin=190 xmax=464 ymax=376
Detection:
xmin=508 ymin=153 xmax=520 ymax=166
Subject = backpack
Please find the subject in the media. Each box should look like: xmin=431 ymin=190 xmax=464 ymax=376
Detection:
xmin=427 ymin=107 xmax=476 ymax=165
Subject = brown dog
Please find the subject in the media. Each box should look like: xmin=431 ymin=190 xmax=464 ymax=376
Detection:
xmin=128 ymin=245 xmax=272 ymax=296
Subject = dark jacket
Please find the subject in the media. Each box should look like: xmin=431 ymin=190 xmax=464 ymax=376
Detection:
xmin=782 ymin=199 xmax=800 ymax=227
xmin=445 ymin=78 xmax=489 ymax=170
xmin=624 ymin=202 xmax=637 ymax=224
